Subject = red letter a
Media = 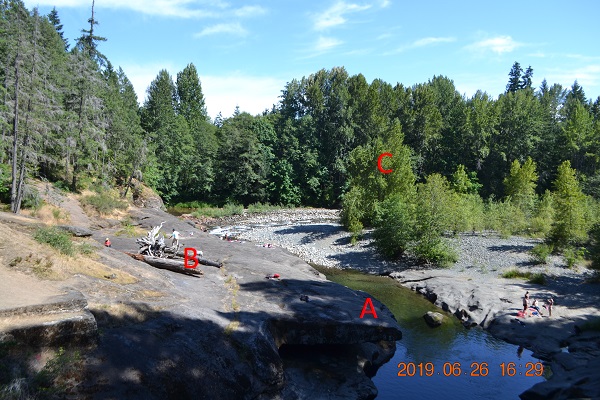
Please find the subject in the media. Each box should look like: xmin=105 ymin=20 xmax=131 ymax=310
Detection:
xmin=359 ymin=297 xmax=378 ymax=319
xmin=184 ymin=247 xmax=199 ymax=269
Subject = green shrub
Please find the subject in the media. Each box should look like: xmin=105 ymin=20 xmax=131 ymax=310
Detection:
xmin=34 ymin=347 xmax=81 ymax=392
xmin=529 ymin=243 xmax=553 ymax=265
xmin=52 ymin=180 xmax=72 ymax=193
xmin=563 ymin=246 xmax=585 ymax=269
xmin=530 ymin=190 xmax=554 ymax=236
xmin=33 ymin=227 xmax=74 ymax=256
xmin=590 ymin=223 xmax=600 ymax=271
xmin=412 ymin=238 xmax=458 ymax=267
xmin=81 ymin=192 xmax=128 ymax=215
xmin=449 ymin=193 xmax=485 ymax=233
xmin=22 ymin=186 xmax=42 ymax=211
xmin=171 ymin=200 xmax=209 ymax=209
xmin=373 ymin=195 xmax=415 ymax=258
xmin=485 ymin=199 xmax=527 ymax=237
xmin=222 ymin=202 xmax=244 ymax=215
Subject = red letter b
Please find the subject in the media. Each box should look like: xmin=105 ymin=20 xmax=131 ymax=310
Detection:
xmin=184 ymin=247 xmax=198 ymax=269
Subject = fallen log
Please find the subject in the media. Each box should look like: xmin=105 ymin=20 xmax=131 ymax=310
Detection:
xmin=164 ymin=248 xmax=223 ymax=268
xmin=125 ymin=252 xmax=203 ymax=277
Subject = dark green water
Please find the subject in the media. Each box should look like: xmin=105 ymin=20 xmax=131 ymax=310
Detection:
xmin=314 ymin=266 xmax=546 ymax=400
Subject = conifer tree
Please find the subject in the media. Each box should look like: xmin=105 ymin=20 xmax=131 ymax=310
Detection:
xmin=549 ymin=161 xmax=588 ymax=248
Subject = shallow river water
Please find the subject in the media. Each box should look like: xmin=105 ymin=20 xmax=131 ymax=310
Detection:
xmin=204 ymin=219 xmax=548 ymax=399
xmin=314 ymin=267 xmax=547 ymax=400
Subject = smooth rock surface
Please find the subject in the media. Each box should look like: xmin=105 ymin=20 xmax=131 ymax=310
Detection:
xmin=423 ymin=311 xmax=444 ymax=327
xmin=70 ymin=207 xmax=403 ymax=399
xmin=56 ymin=225 xmax=93 ymax=237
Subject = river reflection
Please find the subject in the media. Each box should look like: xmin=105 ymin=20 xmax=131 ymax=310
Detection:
xmin=314 ymin=266 xmax=546 ymax=400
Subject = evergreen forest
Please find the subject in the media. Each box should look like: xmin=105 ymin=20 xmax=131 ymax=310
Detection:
xmin=2 ymin=1 xmax=600 ymax=267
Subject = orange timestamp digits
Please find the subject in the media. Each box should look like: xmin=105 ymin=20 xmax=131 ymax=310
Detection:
xmin=397 ymin=361 xmax=543 ymax=377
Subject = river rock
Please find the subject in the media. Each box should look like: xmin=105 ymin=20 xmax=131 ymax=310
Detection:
xmin=424 ymin=311 xmax=444 ymax=327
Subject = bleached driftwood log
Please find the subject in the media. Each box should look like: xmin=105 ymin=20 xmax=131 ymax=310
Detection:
xmin=125 ymin=252 xmax=203 ymax=277
xmin=163 ymin=247 xmax=223 ymax=268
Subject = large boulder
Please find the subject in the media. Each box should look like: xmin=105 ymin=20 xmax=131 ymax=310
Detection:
xmin=424 ymin=311 xmax=444 ymax=327
xmin=130 ymin=179 xmax=165 ymax=210
xmin=56 ymin=225 xmax=93 ymax=237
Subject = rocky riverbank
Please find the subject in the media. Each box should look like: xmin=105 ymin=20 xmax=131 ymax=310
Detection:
xmin=216 ymin=208 xmax=600 ymax=400
xmin=1 ymin=199 xmax=401 ymax=399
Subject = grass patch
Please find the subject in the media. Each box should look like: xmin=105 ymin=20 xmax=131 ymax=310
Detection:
xmin=0 ymin=346 xmax=83 ymax=399
xmin=501 ymin=268 xmax=530 ymax=279
xmin=246 ymin=202 xmax=286 ymax=213
xmin=191 ymin=202 xmax=244 ymax=218
xmin=501 ymin=268 xmax=546 ymax=284
xmin=115 ymin=223 xmax=144 ymax=238
xmin=33 ymin=226 xmax=74 ymax=256
xmin=224 ymin=320 xmax=240 ymax=335
xmin=77 ymin=242 xmax=96 ymax=255
xmin=81 ymin=191 xmax=128 ymax=215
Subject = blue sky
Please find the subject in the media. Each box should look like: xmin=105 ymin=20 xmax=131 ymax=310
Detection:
xmin=25 ymin=0 xmax=600 ymax=119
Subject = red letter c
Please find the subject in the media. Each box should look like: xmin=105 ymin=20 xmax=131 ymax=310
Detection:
xmin=377 ymin=153 xmax=393 ymax=174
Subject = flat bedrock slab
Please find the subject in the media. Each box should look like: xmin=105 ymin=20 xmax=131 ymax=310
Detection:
xmin=72 ymin=207 xmax=403 ymax=400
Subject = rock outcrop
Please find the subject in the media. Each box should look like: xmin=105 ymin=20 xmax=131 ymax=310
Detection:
xmin=61 ymin=207 xmax=403 ymax=400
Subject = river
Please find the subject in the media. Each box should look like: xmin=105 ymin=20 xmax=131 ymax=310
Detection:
xmin=200 ymin=215 xmax=549 ymax=399
xmin=312 ymin=266 xmax=547 ymax=399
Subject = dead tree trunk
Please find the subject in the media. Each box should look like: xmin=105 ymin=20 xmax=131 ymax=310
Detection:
xmin=125 ymin=252 xmax=203 ymax=277
xmin=164 ymin=247 xmax=223 ymax=268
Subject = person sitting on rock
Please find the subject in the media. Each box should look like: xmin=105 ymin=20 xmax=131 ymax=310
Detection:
xmin=104 ymin=238 xmax=111 ymax=247
xmin=531 ymin=299 xmax=542 ymax=315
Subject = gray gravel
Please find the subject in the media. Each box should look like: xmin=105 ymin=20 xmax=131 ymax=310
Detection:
xmin=211 ymin=208 xmax=593 ymax=281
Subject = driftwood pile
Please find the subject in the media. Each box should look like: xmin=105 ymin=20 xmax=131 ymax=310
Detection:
xmin=126 ymin=224 xmax=222 ymax=277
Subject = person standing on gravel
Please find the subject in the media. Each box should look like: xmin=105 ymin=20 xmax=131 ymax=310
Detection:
xmin=546 ymin=298 xmax=554 ymax=317
xmin=523 ymin=291 xmax=530 ymax=313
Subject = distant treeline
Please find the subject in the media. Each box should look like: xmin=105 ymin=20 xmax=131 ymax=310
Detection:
xmin=2 ymin=2 xmax=600 ymax=268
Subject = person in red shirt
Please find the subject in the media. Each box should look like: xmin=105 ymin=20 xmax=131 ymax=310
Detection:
xmin=104 ymin=238 xmax=111 ymax=247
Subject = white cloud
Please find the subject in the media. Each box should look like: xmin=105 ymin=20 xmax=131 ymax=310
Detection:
xmin=315 ymin=36 xmax=343 ymax=52
xmin=314 ymin=1 xmax=371 ymax=31
xmin=412 ymin=36 xmax=456 ymax=48
xmin=543 ymin=64 xmax=600 ymax=91
xmin=466 ymin=35 xmax=522 ymax=54
xmin=195 ymin=23 xmax=247 ymax=37
xmin=23 ymin=0 xmax=265 ymax=19
xmin=384 ymin=36 xmax=455 ymax=55
xmin=380 ymin=0 xmax=391 ymax=8
xmin=233 ymin=5 xmax=267 ymax=18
